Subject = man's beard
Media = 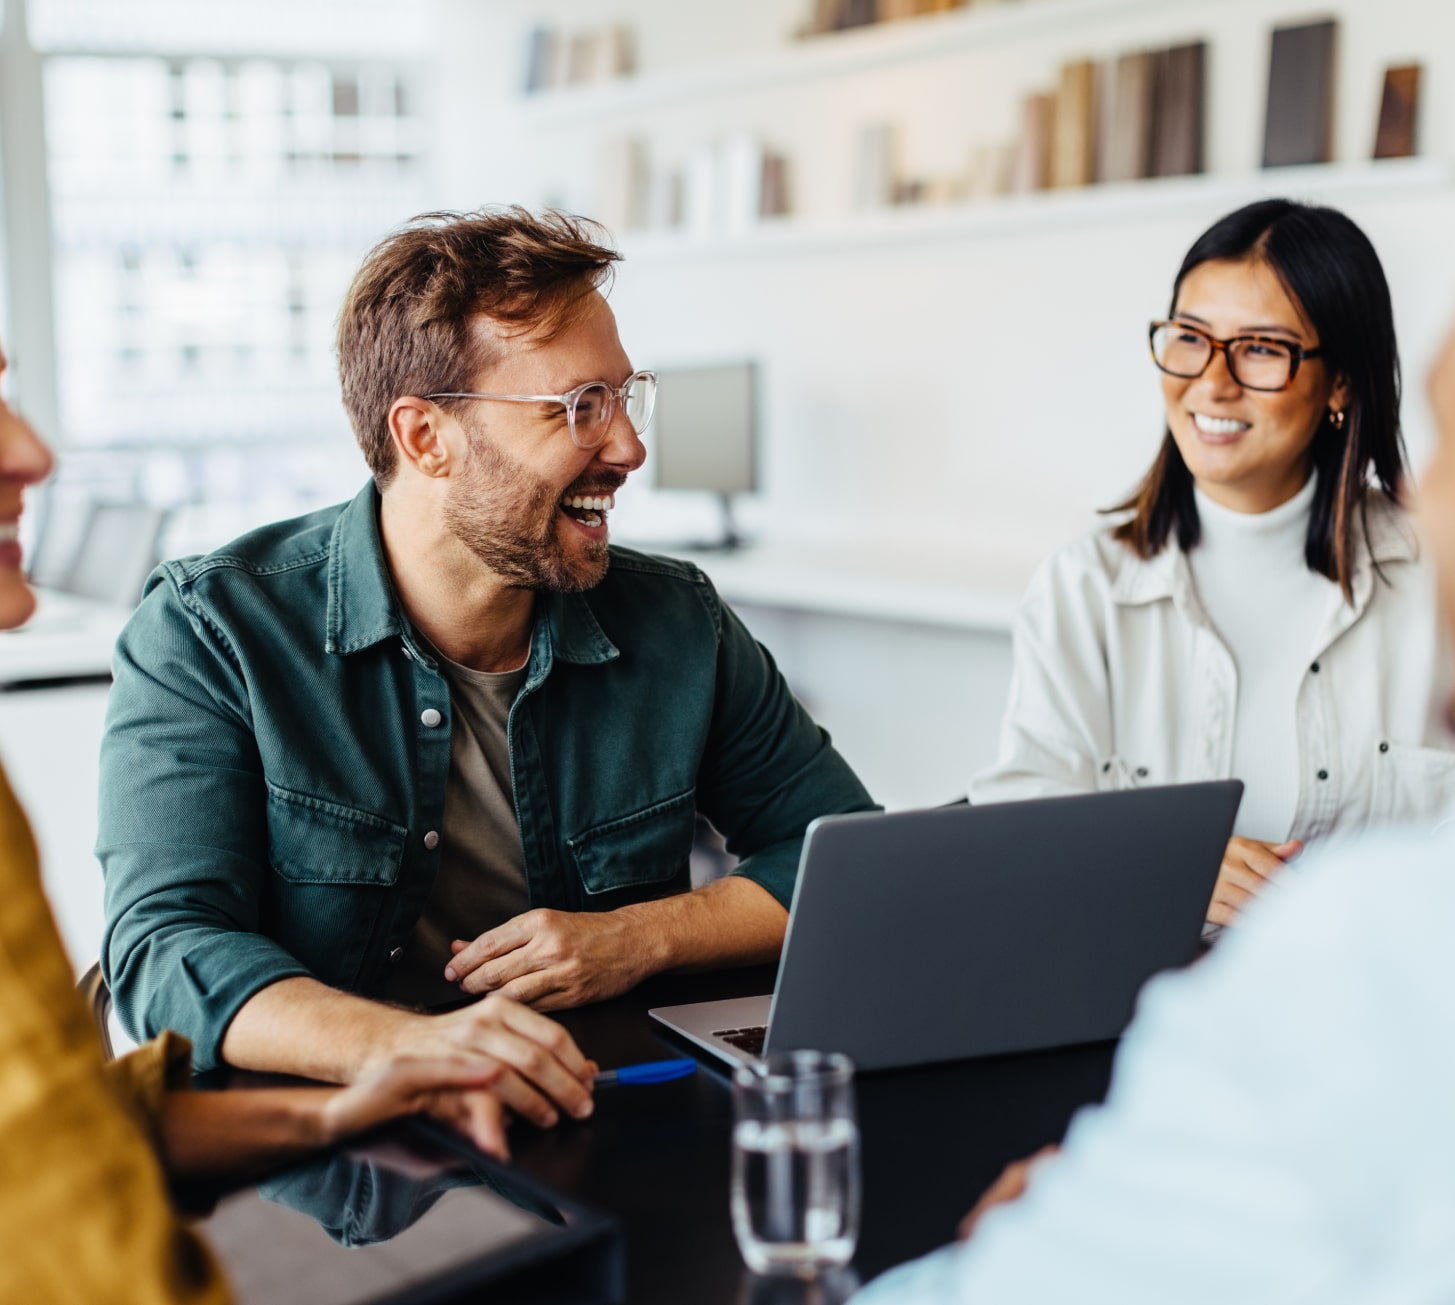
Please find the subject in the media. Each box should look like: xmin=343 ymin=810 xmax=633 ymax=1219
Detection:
xmin=442 ymin=425 xmax=612 ymax=594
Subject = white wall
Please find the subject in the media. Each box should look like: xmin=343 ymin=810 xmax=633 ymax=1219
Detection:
xmin=429 ymin=0 xmax=1455 ymax=575
xmin=417 ymin=0 xmax=1455 ymax=810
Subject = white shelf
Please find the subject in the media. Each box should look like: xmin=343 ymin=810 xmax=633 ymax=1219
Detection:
xmin=611 ymin=159 xmax=1453 ymax=263
xmin=521 ymin=0 xmax=1172 ymax=126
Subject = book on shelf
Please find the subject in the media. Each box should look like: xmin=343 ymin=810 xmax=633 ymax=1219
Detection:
xmin=853 ymin=123 xmax=899 ymax=208
xmin=1373 ymin=63 xmax=1421 ymax=159
xmin=523 ymin=27 xmax=555 ymax=94
xmin=964 ymin=142 xmax=1014 ymax=199
xmin=760 ymin=152 xmax=792 ymax=217
xmin=721 ymin=133 xmax=767 ymax=234
xmin=1151 ymin=41 xmax=1205 ymax=177
xmin=596 ymin=135 xmax=651 ymax=235
xmin=882 ymin=0 xmax=965 ymax=14
xmin=1100 ymin=49 xmax=1156 ymax=183
xmin=684 ymin=143 xmax=721 ymax=239
xmin=1011 ymin=92 xmax=1053 ymax=193
xmin=566 ymin=32 xmax=601 ymax=85
xmin=1262 ymin=19 xmax=1338 ymax=168
xmin=1049 ymin=59 xmax=1097 ymax=188
xmin=807 ymin=0 xmax=844 ymax=34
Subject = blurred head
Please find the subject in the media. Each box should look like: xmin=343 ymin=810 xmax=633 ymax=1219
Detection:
xmin=1112 ymin=199 xmax=1407 ymax=600
xmin=0 ymin=348 xmax=56 ymax=630
xmin=337 ymin=207 xmax=622 ymax=490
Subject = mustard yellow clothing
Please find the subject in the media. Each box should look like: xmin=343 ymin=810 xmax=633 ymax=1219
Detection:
xmin=0 ymin=761 xmax=229 ymax=1303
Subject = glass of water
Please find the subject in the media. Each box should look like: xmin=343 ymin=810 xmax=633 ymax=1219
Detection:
xmin=731 ymin=1050 xmax=860 ymax=1278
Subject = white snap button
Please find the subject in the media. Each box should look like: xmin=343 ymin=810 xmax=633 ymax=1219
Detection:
xmin=420 ymin=708 xmax=442 ymax=728
xmin=423 ymin=830 xmax=440 ymax=850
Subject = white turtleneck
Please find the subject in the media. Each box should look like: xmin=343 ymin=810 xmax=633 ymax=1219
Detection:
xmin=1187 ymin=475 xmax=1340 ymax=841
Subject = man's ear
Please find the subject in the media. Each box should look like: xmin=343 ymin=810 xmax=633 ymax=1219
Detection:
xmin=389 ymin=396 xmax=456 ymax=479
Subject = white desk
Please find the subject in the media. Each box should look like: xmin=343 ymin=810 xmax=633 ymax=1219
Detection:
xmin=621 ymin=540 xmax=1026 ymax=633
xmin=0 ymin=588 xmax=132 ymax=686
xmin=615 ymin=541 xmax=1024 ymax=811
xmin=0 ymin=589 xmax=133 ymax=970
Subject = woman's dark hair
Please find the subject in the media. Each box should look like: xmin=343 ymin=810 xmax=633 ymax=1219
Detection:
xmin=1107 ymin=198 xmax=1407 ymax=601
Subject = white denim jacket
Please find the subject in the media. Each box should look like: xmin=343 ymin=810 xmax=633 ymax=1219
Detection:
xmin=971 ymin=491 xmax=1455 ymax=841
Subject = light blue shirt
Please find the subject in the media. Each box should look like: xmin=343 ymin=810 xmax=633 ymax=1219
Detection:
xmin=854 ymin=821 xmax=1455 ymax=1305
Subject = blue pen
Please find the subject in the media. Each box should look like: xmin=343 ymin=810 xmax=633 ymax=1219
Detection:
xmin=595 ymin=1057 xmax=697 ymax=1086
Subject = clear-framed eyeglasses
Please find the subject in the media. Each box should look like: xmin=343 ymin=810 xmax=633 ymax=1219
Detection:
xmin=425 ymin=369 xmax=658 ymax=451
xmin=1148 ymin=321 xmax=1325 ymax=392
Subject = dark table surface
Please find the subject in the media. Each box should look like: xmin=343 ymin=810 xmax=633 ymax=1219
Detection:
xmin=203 ymin=965 xmax=1117 ymax=1304
xmin=504 ymin=964 xmax=1118 ymax=1305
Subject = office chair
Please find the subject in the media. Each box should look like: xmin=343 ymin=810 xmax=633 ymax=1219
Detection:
xmin=76 ymin=959 xmax=116 ymax=1061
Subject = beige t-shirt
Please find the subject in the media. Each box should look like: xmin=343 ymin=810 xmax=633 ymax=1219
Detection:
xmin=385 ymin=651 xmax=530 ymax=1009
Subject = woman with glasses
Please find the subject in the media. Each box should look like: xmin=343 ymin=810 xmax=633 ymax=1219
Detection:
xmin=971 ymin=199 xmax=1454 ymax=928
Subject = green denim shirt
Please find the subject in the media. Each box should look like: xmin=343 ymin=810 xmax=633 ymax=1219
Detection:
xmin=98 ymin=484 xmax=874 ymax=1069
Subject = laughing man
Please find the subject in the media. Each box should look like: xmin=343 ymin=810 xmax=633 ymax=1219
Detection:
xmin=98 ymin=208 xmax=873 ymax=1126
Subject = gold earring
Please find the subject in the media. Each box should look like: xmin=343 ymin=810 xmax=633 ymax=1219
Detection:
xmin=1329 ymin=408 xmax=1346 ymax=431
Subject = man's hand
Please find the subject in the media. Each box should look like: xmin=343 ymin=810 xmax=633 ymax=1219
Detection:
xmin=1208 ymin=837 xmax=1302 ymax=927
xmin=957 ymin=1146 xmax=1060 ymax=1241
xmin=445 ymin=908 xmax=654 ymax=1011
xmin=388 ymin=992 xmax=599 ymax=1129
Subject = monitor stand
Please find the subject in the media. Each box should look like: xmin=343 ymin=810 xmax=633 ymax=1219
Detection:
xmin=676 ymin=492 xmax=747 ymax=553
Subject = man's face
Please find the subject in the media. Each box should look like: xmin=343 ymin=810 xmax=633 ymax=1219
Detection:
xmin=441 ymin=293 xmax=646 ymax=593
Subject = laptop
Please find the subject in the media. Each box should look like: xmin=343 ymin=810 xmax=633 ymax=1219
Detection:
xmin=650 ymin=782 xmax=1241 ymax=1072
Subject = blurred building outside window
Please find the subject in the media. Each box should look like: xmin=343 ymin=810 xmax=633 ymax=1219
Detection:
xmin=17 ymin=0 xmax=438 ymax=578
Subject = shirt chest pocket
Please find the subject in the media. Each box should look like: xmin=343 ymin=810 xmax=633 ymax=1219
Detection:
xmin=567 ymin=788 xmax=697 ymax=898
xmin=266 ymin=784 xmax=407 ymax=886
xmin=1371 ymin=745 xmax=1455 ymax=829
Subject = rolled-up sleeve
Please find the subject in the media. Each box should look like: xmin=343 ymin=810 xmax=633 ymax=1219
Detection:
xmin=98 ymin=569 xmax=312 ymax=1070
xmin=697 ymin=594 xmax=877 ymax=908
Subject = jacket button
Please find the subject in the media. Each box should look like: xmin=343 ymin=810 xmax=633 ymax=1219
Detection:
xmin=1135 ymin=766 xmax=1149 ymax=779
xmin=388 ymin=946 xmax=404 ymax=963
xmin=1379 ymin=741 xmax=1390 ymax=753
xmin=1310 ymin=661 xmax=1321 ymax=673
xmin=420 ymin=708 xmax=442 ymax=728
xmin=1317 ymin=769 xmax=1329 ymax=781
xmin=423 ymin=830 xmax=440 ymax=850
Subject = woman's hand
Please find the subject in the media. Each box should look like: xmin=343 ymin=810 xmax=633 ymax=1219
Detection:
xmin=320 ymin=1056 xmax=512 ymax=1158
xmin=159 ymin=1057 xmax=515 ymax=1178
xmin=957 ymin=1146 xmax=1060 ymax=1241
xmin=1207 ymin=837 xmax=1302 ymax=926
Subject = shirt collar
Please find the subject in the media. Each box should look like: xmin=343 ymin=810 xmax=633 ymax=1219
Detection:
xmin=325 ymin=481 xmax=620 ymax=668
xmin=1109 ymin=488 xmax=1419 ymax=613
xmin=325 ymin=482 xmax=405 ymax=656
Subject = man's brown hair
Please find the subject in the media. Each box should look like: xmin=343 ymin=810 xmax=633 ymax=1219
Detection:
xmin=337 ymin=206 xmax=621 ymax=487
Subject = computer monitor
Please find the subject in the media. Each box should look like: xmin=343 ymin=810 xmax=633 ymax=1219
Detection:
xmin=650 ymin=361 xmax=757 ymax=550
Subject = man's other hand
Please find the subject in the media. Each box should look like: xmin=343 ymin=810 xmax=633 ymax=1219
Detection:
xmin=445 ymin=908 xmax=652 ymax=1011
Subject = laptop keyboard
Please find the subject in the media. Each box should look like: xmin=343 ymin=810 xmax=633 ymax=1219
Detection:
xmin=714 ymin=1025 xmax=767 ymax=1056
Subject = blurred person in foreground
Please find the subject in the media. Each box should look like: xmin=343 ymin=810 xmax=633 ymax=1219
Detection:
xmin=97 ymin=208 xmax=872 ymax=1118
xmin=0 ymin=344 xmax=555 ymax=1302
xmin=852 ymin=320 xmax=1455 ymax=1303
